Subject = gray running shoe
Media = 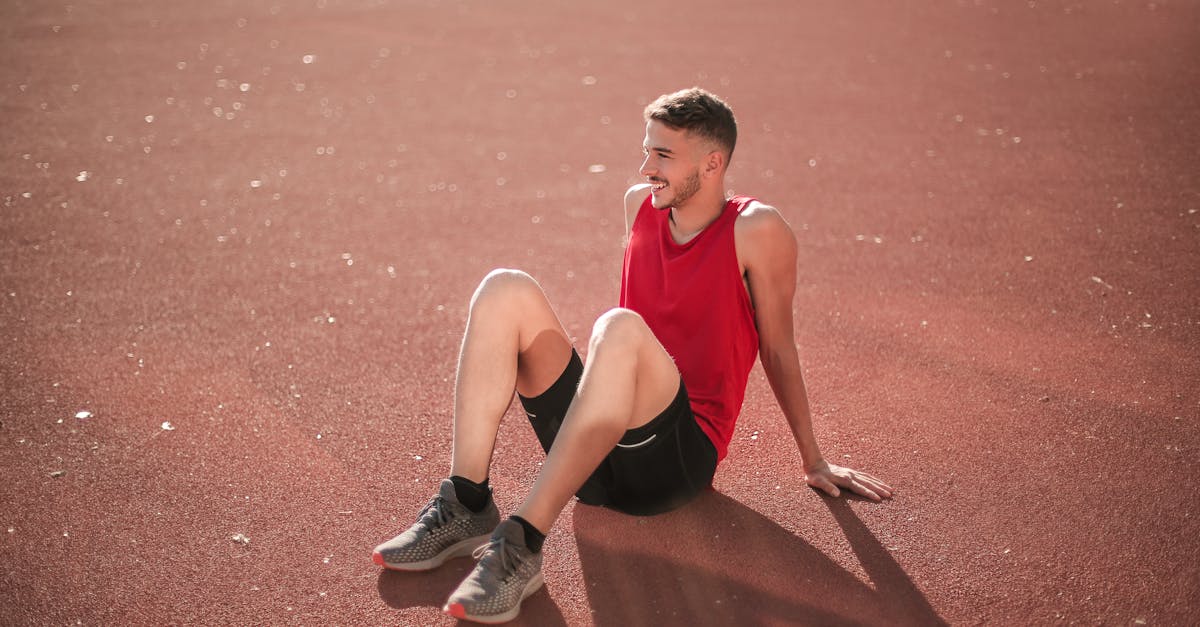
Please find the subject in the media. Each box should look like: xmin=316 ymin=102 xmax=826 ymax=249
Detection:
xmin=443 ymin=519 xmax=544 ymax=624
xmin=372 ymin=479 xmax=499 ymax=571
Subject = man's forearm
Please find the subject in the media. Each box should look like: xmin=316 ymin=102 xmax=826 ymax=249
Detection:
xmin=761 ymin=347 xmax=825 ymax=468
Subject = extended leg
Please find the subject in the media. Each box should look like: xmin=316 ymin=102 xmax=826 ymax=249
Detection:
xmin=450 ymin=269 xmax=574 ymax=484
xmin=513 ymin=307 xmax=681 ymax=531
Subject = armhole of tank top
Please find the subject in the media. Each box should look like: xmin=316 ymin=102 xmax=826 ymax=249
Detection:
xmin=729 ymin=196 xmax=756 ymax=313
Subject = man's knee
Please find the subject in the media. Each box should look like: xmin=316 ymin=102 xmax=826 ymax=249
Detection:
xmin=590 ymin=308 xmax=648 ymax=349
xmin=471 ymin=268 xmax=538 ymax=309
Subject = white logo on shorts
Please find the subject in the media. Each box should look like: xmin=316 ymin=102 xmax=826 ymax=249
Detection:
xmin=615 ymin=434 xmax=657 ymax=449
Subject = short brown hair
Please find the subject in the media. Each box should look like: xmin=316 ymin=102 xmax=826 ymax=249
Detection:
xmin=644 ymin=88 xmax=738 ymax=159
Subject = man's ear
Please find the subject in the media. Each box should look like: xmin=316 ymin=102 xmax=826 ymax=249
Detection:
xmin=703 ymin=150 xmax=725 ymax=178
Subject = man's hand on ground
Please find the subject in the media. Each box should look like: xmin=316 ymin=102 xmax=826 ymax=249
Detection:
xmin=804 ymin=460 xmax=893 ymax=502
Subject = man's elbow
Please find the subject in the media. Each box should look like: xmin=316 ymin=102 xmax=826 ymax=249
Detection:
xmin=758 ymin=341 xmax=799 ymax=375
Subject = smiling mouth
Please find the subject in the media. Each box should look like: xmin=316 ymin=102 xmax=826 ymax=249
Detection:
xmin=650 ymin=179 xmax=667 ymax=191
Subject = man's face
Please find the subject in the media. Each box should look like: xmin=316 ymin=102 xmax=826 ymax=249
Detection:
xmin=640 ymin=120 xmax=703 ymax=210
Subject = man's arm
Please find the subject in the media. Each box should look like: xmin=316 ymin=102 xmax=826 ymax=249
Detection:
xmin=624 ymin=184 xmax=651 ymax=236
xmin=736 ymin=204 xmax=893 ymax=501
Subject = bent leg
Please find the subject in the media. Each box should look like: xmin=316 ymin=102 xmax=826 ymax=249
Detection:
xmin=450 ymin=269 xmax=573 ymax=484
xmin=513 ymin=307 xmax=680 ymax=531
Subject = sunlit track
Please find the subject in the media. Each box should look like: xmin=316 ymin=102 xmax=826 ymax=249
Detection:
xmin=1 ymin=1 xmax=1197 ymax=624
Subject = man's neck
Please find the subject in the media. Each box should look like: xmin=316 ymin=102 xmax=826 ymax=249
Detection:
xmin=669 ymin=188 xmax=728 ymax=243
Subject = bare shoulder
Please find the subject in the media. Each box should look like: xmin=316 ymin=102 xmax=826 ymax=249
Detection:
xmin=624 ymin=184 xmax=652 ymax=233
xmin=735 ymin=201 xmax=797 ymax=252
xmin=735 ymin=201 xmax=798 ymax=294
xmin=625 ymin=183 xmax=652 ymax=207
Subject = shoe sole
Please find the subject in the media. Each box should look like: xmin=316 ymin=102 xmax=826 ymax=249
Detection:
xmin=443 ymin=570 xmax=544 ymax=624
xmin=373 ymin=533 xmax=491 ymax=572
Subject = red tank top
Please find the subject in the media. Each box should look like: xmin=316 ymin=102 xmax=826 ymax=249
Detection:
xmin=620 ymin=194 xmax=760 ymax=461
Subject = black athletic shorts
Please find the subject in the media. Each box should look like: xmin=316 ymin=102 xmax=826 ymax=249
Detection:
xmin=517 ymin=349 xmax=718 ymax=516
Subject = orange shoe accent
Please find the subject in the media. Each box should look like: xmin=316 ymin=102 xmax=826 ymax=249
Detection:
xmin=372 ymin=551 xmax=384 ymax=567
xmin=444 ymin=602 xmax=466 ymax=619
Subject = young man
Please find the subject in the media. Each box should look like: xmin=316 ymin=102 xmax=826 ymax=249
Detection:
xmin=372 ymin=88 xmax=893 ymax=623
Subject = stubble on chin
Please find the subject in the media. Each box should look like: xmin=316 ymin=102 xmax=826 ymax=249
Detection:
xmin=650 ymin=191 xmax=671 ymax=210
xmin=667 ymin=171 xmax=701 ymax=209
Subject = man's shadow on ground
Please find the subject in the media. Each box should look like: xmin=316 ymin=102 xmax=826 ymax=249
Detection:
xmin=573 ymin=490 xmax=946 ymax=626
xmin=376 ymin=490 xmax=943 ymax=626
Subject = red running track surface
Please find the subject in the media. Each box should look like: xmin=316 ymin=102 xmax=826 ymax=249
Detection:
xmin=2 ymin=1 xmax=1198 ymax=624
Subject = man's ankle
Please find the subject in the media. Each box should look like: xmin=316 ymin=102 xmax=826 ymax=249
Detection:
xmin=507 ymin=515 xmax=545 ymax=553
xmin=449 ymin=475 xmax=491 ymax=513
